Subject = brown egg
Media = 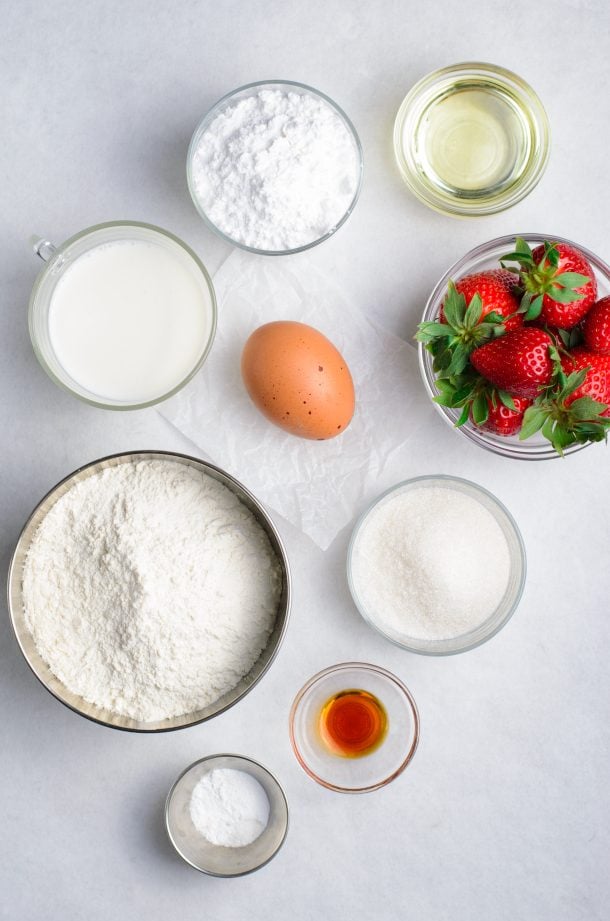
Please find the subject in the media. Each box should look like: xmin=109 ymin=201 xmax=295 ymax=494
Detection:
xmin=241 ymin=321 xmax=355 ymax=440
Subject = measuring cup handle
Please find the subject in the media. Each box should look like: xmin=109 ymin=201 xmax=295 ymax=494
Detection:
xmin=29 ymin=236 xmax=57 ymax=262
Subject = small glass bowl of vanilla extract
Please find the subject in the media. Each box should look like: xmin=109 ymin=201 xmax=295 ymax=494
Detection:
xmin=289 ymin=662 xmax=419 ymax=793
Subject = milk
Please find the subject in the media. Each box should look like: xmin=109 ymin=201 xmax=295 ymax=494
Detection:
xmin=48 ymin=239 xmax=213 ymax=403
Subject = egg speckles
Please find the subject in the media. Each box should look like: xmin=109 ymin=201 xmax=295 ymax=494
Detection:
xmin=241 ymin=321 xmax=355 ymax=440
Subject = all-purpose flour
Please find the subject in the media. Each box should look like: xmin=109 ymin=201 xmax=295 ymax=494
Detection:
xmin=191 ymin=88 xmax=361 ymax=250
xmin=22 ymin=460 xmax=282 ymax=721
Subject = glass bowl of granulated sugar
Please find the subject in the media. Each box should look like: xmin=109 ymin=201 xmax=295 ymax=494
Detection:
xmin=187 ymin=80 xmax=363 ymax=255
xmin=7 ymin=451 xmax=290 ymax=731
xmin=347 ymin=475 xmax=526 ymax=655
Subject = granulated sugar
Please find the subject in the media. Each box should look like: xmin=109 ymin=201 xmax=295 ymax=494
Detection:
xmin=22 ymin=460 xmax=282 ymax=722
xmin=351 ymin=484 xmax=511 ymax=641
xmin=191 ymin=88 xmax=360 ymax=251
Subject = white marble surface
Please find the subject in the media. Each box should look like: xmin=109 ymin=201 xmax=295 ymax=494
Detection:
xmin=2 ymin=1 xmax=609 ymax=919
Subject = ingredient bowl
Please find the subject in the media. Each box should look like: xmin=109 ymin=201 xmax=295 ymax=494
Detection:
xmin=29 ymin=222 xmax=217 ymax=409
xmin=289 ymin=662 xmax=419 ymax=793
xmin=7 ymin=451 xmax=291 ymax=732
xmin=165 ymin=754 xmax=289 ymax=876
xmin=347 ymin=476 xmax=526 ymax=655
xmin=187 ymin=80 xmax=363 ymax=255
xmin=419 ymin=234 xmax=610 ymax=459
xmin=394 ymin=62 xmax=550 ymax=217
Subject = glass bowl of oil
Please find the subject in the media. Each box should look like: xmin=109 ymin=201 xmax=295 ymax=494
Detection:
xmin=289 ymin=662 xmax=419 ymax=793
xmin=394 ymin=62 xmax=550 ymax=217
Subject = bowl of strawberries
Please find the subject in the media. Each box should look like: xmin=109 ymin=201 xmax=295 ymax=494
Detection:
xmin=417 ymin=234 xmax=610 ymax=459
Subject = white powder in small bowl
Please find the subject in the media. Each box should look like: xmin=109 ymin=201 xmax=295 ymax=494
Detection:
xmin=350 ymin=482 xmax=513 ymax=643
xmin=189 ymin=768 xmax=270 ymax=848
xmin=190 ymin=87 xmax=361 ymax=251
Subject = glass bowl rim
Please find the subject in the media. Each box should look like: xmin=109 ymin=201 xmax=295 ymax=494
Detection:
xmin=418 ymin=232 xmax=610 ymax=459
xmin=346 ymin=475 xmax=527 ymax=656
xmin=7 ymin=450 xmax=291 ymax=733
xmin=186 ymin=79 xmax=364 ymax=256
xmin=288 ymin=661 xmax=420 ymax=793
xmin=27 ymin=220 xmax=218 ymax=411
xmin=393 ymin=61 xmax=551 ymax=217
xmin=164 ymin=753 xmax=289 ymax=877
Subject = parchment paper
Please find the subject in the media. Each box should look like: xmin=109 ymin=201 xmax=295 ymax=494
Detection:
xmin=160 ymin=249 xmax=421 ymax=549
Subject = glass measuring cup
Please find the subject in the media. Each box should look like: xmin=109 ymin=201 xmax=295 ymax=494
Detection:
xmin=28 ymin=221 xmax=217 ymax=409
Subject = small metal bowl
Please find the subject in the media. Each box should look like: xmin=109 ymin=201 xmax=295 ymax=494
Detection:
xmin=165 ymin=754 xmax=289 ymax=876
xmin=187 ymin=79 xmax=363 ymax=256
xmin=7 ymin=451 xmax=291 ymax=732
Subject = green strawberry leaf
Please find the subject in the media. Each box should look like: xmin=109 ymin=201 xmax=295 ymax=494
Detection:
xmin=519 ymin=405 xmax=548 ymax=440
xmin=445 ymin=343 xmax=470 ymax=377
xmin=472 ymin=392 xmax=489 ymax=425
xmin=416 ymin=321 xmax=453 ymax=342
xmin=498 ymin=391 xmax=517 ymax=411
xmin=524 ymin=294 xmax=544 ymax=321
xmin=548 ymin=285 xmax=584 ymax=304
xmin=554 ymin=272 xmax=590 ymax=288
xmin=568 ymin=396 xmax=608 ymax=420
xmin=464 ymin=292 xmax=483 ymax=327
xmin=455 ymin=404 xmax=470 ymax=427
xmin=442 ymin=282 xmax=467 ymax=329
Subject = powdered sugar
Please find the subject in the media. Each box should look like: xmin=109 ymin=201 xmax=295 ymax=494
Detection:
xmin=189 ymin=768 xmax=270 ymax=848
xmin=190 ymin=88 xmax=361 ymax=251
xmin=22 ymin=460 xmax=282 ymax=722
xmin=351 ymin=484 xmax=511 ymax=641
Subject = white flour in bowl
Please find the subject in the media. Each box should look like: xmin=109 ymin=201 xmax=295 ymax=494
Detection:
xmin=190 ymin=87 xmax=361 ymax=251
xmin=22 ymin=460 xmax=282 ymax=722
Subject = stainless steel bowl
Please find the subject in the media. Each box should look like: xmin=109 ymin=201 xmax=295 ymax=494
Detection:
xmin=165 ymin=754 xmax=289 ymax=876
xmin=7 ymin=451 xmax=291 ymax=732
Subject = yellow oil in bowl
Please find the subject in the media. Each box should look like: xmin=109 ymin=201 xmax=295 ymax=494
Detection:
xmin=394 ymin=63 xmax=550 ymax=217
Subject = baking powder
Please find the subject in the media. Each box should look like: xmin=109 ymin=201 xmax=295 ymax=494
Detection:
xmin=351 ymin=485 xmax=511 ymax=641
xmin=191 ymin=88 xmax=360 ymax=250
xmin=22 ymin=460 xmax=282 ymax=721
xmin=189 ymin=768 xmax=270 ymax=848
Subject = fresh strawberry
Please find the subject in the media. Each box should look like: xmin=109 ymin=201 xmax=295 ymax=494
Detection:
xmin=470 ymin=328 xmax=554 ymax=398
xmin=478 ymin=394 xmax=531 ymax=436
xmin=440 ymin=269 xmax=522 ymax=331
xmin=561 ymin=347 xmax=610 ymax=417
xmin=582 ymin=296 xmax=610 ymax=355
xmin=516 ymin=344 xmax=610 ymax=452
xmin=501 ymin=238 xmax=596 ymax=329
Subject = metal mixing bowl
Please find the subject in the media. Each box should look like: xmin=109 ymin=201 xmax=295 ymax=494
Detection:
xmin=7 ymin=450 xmax=291 ymax=732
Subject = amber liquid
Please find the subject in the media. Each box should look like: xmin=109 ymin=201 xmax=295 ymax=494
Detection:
xmin=318 ymin=689 xmax=388 ymax=758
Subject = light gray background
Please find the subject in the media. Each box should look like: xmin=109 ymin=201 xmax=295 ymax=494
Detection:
xmin=2 ymin=1 xmax=609 ymax=918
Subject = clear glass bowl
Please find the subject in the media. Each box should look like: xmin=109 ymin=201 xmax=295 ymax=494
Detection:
xmin=28 ymin=221 xmax=217 ymax=410
xmin=419 ymin=233 xmax=610 ymax=460
xmin=7 ymin=451 xmax=291 ymax=732
xmin=186 ymin=80 xmax=363 ymax=255
xmin=394 ymin=62 xmax=550 ymax=217
xmin=347 ymin=476 xmax=527 ymax=656
xmin=165 ymin=754 xmax=289 ymax=877
xmin=289 ymin=662 xmax=419 ymax=793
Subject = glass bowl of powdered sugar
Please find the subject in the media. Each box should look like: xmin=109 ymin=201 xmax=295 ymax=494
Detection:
xmin=186 ymin=80 xmax=363 ymax=255
xmin=347 ymin=475 xmax=526 ymax=655
xmin=165 ymin=754 xmax=289 ymax=876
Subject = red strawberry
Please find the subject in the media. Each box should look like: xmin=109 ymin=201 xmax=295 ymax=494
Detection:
xmin=561 ymin=347 xmax=610 ymax=417
xmin=478 ymin=394 xmax=531 ymax=436
xmin=501 ymin=238 xmax=597 ymax=329
xmin=440 ymin=269 xmax=522 ymax=330
xmin=470 ymin=328 xmax=554 ymax=398
xmin=582 ymin=296 xmax=610 ymax=355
